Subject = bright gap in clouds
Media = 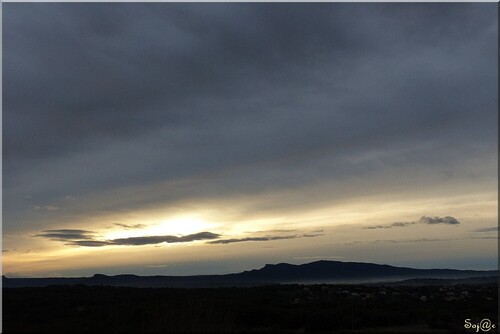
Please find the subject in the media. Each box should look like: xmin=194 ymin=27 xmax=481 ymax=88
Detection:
xmin=103 ymin=214 xmax=220 ymax=240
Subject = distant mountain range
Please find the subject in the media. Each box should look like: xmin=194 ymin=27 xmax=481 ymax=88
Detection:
xmin=3 ymin=260 xmax=497 ymax=288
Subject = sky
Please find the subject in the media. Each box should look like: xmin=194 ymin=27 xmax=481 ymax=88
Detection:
xmin=2 ymin=3 xmax=498 ymax=277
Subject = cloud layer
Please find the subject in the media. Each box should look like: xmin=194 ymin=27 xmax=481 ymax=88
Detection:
xmin=3 ymin=3 xmax=497 ymax=234
xmin=36 ymin=229 xmax=96 ymax=241
xmin=37 ymin=228 xmax=322 ymax=247
xmin=207 ymin=233 xmax=323 ymax=244
xmin=363 ymin=216 xmax=461 ymax=229
xmin=38 ymin=230 xmax=221 ymax=247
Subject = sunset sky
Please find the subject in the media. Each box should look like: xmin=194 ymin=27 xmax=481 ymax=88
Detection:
xmin=3 ymin=3 xmax=497 ymax=278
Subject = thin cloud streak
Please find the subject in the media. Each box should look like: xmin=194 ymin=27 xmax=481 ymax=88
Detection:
xmin=207 ymin=233 xmax=323 ymax=245
xmin=68 ymin=240 xmax=111 ymax=247
xmin=363 ymin=216 xmax=460 ymax=230
xmin=467 ymin=236 xmax=498 ymax=240
xmin=472 ymin=227 xmax=498 ymax=233
xmin=114 ymin=223 xmax=147 ymax=229
xmin=372 ymin=238 xmax=454 ymax=244
xmin=36 ymin=229 xmax=96 ymax=241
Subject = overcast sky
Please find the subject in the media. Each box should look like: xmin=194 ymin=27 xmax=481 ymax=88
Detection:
xmin=3 ymin=3 xmax=497 ymax=277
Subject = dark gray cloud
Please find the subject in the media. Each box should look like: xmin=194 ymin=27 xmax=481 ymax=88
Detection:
xmin=372 ymin=238 xmax=453 ymax=244
xmin=3 ymin=3 xmax=497 ymax=233
xmin=302 ymin=233 xmax=324 ymax=238
xmin=36 ymin=229 xmax=95 ymax=241
xmin=36 ymin=227 xmax=220 ymax=247
xmin=363 ymin=216 xmax=460 ymax=229
xmin=36 ymin=226 xmax=323 ymax=247
xmin=208 ymin=236 xmax=295 ymax=245
xmin=418 ymin=216 xmax=460 ymax=225
xmin=110 ymin=232 xmax=220 ymax=246
xmin=114 ymin=223 xmax=147 ymax=229
xmin=246 ymin=229 xmax=298 ymax=234
xmin=69 ymin=240 xmax=112 ymax=247
xmin=390 ymin=222 xmax=416 ymax=228
xmin=363 ymin=225 xmax=386 ymax=230
xmin=207 ymin=233 xmax=323 ymax=244
xmin=363 ymin=222 xmax=416 ymax=229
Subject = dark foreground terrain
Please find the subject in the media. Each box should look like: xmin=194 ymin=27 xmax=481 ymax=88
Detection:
xmin=3 ymin=282 xmax=497 ymax=333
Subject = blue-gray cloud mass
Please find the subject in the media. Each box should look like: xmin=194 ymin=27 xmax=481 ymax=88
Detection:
xmin=3 ymin=3 xmax=497 ymax=233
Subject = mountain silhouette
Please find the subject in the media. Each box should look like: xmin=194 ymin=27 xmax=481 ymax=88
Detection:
xmin=3 ymin=260 xmax=497 ymax=288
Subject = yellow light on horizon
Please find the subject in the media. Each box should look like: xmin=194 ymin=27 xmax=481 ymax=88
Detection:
xmin=103 ymin=214 xmax=220 ymax=240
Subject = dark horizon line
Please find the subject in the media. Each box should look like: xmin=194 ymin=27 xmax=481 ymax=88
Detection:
xmin=3 ymin=259 xmax=498 ymax=280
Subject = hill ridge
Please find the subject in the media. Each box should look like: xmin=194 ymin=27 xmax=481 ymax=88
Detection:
xmin=4 ymin=260 xmax=497 ymax=288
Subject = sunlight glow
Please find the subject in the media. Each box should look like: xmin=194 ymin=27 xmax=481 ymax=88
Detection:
xmin=103 ymin=214 xmax=220 ymax=240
